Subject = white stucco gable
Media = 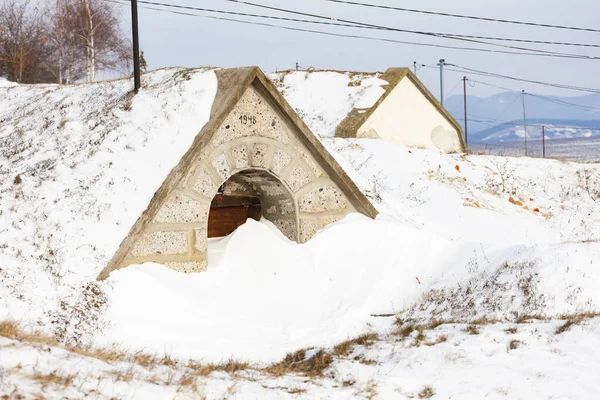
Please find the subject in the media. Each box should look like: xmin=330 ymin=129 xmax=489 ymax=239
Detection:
xmin=356 ymin=76 xmax=462 ymax=152
xmin=335 ymin=68 xmax=466 ymax=153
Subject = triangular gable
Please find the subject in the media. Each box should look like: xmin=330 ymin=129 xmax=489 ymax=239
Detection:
xmin=335 ymin=68 xmax=466 ymax=151
xmin=99 ymin=66 xmax=377 ymax=279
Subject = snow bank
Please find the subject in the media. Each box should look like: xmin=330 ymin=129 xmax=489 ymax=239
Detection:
xmin=101 ymin=215 xmax=458 ymax=363
xmin=0 ymin=69 xmax=217 ymax=334
xmin=268 ymin=70 xmax=387 ymax=137
xmin=101 ymin=206 xmax=600 ymax=364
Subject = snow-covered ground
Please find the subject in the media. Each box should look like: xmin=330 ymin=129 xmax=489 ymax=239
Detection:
xmin=2 ymin=71 xmax=600 ymax=399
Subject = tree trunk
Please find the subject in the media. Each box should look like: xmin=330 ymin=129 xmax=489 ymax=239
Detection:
xmin=57 ymin=0 xmax=63 ymax=84
xmin=84 ymin=0 xmax=95 ymax=82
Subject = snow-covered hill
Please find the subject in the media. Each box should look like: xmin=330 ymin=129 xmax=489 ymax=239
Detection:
xmin=1 ymin=70 xmax=600 ymax=399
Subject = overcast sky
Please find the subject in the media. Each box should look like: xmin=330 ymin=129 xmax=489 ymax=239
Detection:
xmin=113 ymin=0 xmax=600 ymax=99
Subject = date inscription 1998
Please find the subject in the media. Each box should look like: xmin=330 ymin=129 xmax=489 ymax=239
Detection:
xmin=239 ymin=114 xmax=257 ymax=125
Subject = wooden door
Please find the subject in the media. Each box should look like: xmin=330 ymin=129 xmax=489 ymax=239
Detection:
xmin=207 ymin=195 xmax=262 ymax=238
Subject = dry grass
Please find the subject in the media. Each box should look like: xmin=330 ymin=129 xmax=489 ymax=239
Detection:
xmin=70 ymin=345 xmax=130 ymax=364
xmin=0 ymin=320 xmax=59 ymax=347
xmin=555 ymin=312 xmax=600 ymax=334
xmin=31 ymin=369 xmax=77 ymax=390
xmin=425 ymin=334 xmax=448 ymax=346
xmin=465 ymin=325 xmax=480 ymax=335
xmin=515 ymin=314 xmax=547 ymax=323
xmin=188 ymin=359 xmax=251 ymax=377
xmin=505 ymin=327 xmax=518 ymax=334
xmin=122 ymin=90 xmax=136 ymax=111
xmin=508 ymin=339 xmax=522 ymax=350
xmin=265 ymin=348 xmax=333 ymax=378
xmin=418 ymin=385 xmax=435 ymax=398
xmin=353 ymin=355 xmax=377 ymax=365
xmin=333 ymin=333 xmax=379 ymax=356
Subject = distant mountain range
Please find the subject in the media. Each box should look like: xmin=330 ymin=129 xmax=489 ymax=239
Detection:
xmin=444 ymin=91 xmax=600 ymax=144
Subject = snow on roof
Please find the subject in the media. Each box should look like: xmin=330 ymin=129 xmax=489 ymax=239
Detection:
xmin=268 ymin=70 xmax=388 ymax=137
xmin=0 ymin=68 xmax=217 ymax=321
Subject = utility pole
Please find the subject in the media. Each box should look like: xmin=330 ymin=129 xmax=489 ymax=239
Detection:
xmin=296 ymin=62 xmax=299 ymax=71
xmin=438 ymin=59 xmax=446 ymax=106
xmin=131 ymin=0 xmax=141 ymax=92
xmin=463 ymin=76 xmax=468 ymax=146
xmin=542 ymin=125 xmax=546 ymax=158
xmin=522 ymin=90 xmax=528 ymax=156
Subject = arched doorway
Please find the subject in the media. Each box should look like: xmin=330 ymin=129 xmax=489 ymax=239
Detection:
xmin=208 ymin=168 xmax=298 ymax=242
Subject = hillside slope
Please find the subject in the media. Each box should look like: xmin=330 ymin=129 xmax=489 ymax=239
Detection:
xmin=1 ymin=72 xmax=600 ymax=399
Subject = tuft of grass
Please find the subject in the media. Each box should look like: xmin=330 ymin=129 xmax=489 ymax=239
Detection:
xmin=394 ymin=324 xmax=418 ymax=339
xmin=31 ymin=369 xmax=77 ymax=390
xmin=122 ymin=90 xmax=136 ymax=111
xmin=555 ymin=312 xmax=600 ymax=334
xmin=353 ymin=355 xmax=377 ymax=365
xmin=413 ymin=330 xmax=427 ymax=347
xmin=515 ymin=314 xmax=546 ymax=323
xmin=555 ymin=320 xmax=577 ymax=335
xmin=418 ymin=385 xmax=435 ymax=398
xmin=265 ymin=348 xmax=333 ymax=377
xmin=188 ymin=359 xmax=251 ymax=377
xmin=465 ymin=325 xmax=480 ymax=335
xmin=13 ymin=174 xmax=22 ymax=185
xmin=0 ymin=320 xmax=59 ymax=347
xmin=470 ymin=317 xmax=500 ymax=325
xmin=160 ymin=353 xmax=179 ymax=368
xmin=504 ymin=327 xmax=518 ymax=334
xmin=394 ymin=319 xmax=449 ymax=345
xmin=70 ymin=345 xmax=130 ymax=364
xmin=110 ymin=365 xmax=138 ymax=383
xmin=333 ymin=333 xmax=378 ymax=356
xmin=425 ymin=334 xmax=448 ymax=346
xmin=508 ymin=339 xmax=522 ymax=351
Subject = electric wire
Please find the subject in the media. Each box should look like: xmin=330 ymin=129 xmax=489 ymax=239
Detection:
xmin=215 ymin=0 xmax=600 ymax=59
xmin=321 ymin=0 xmax=600 ymax=34
xmin=425 ymin=64 xmax=600 ymax=94
xmin=111 ymin=0 xmax=599 ymax=59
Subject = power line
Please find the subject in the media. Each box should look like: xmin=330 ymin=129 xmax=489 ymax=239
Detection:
xmin=527 ymin=93 xmax=600 ymax=113
xmin=213 ymin=0 xmax=600 ymax=49
xmin=112 ymin=0 xmax=600 ymax=59
xmin=431 ymin=64 xmax=600 ymax=94
xmin=458 ymin=78 xmax=600 ymax=114
xmin=215 ymin=0 xmax=600 ymax=59
xmin=321 ymin=0 xmax=600 ymax=34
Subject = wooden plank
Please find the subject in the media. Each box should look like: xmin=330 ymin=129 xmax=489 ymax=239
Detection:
xmin=210 ymin=194 xmax=261 ymax=208
xmin=207 ymin=204 xmax=262 ymax=238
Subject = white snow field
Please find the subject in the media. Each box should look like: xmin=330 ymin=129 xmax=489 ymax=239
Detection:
xmin=1 ymin=70 xmax=600 ymax=399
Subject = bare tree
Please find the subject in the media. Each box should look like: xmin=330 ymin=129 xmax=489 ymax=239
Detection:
xmin=0 ymin=0 xmax=53 ymax=83
xmin=1 ymin=0 xmax=130 ymax=84
xmin=66 ymin=0 xmax=129 ymax=82
xmin=44 ymin=0 xmax=85 ymax=83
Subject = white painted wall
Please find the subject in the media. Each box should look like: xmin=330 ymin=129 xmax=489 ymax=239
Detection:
xmin=357 ymin=77 xmax=463 ymax=152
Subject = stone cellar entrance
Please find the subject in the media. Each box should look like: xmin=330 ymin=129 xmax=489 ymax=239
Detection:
xmin=99 ymin=67 xmax=377 ymax=279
